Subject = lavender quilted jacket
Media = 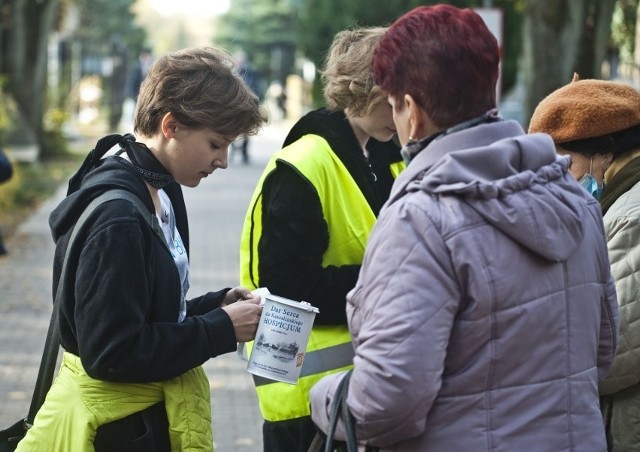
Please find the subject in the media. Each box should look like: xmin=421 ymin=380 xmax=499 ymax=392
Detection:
xmin=310 ymin=120 xmax=618 ymax=451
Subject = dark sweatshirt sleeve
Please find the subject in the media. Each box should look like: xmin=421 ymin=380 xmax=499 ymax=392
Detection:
xmin=73 ymin=218 xmax=237 ymax=383
xmin=258 ymin=164 xmax=359 ymax=325
xmin=186 ymin=288 xmax=231 ymax=315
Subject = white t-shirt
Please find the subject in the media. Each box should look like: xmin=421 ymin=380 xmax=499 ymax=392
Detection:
xmin=158 ymin=189 xmax=190 ymax=322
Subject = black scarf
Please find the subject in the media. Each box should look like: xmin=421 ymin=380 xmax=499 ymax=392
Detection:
xmin=600 ymin=155 xmax=640 ymax=215
xmin=67 ymin=133 xmax=174 ymax=195
xmin=118 ymin=134 xmax=173 ymax=189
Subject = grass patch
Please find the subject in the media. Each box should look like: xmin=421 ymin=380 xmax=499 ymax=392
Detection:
xmin=0 ymin=149 xmax=86 ymax=239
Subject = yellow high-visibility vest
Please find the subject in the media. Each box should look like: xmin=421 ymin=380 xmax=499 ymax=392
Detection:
xmin=239 ymin=134 xmax=404 ymax=421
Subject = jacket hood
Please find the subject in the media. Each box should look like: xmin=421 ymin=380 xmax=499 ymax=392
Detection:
xmin=49 ymin=156 xmax=152 ymax=243
xmin=390 ymin=120 xmax=591 ymax=262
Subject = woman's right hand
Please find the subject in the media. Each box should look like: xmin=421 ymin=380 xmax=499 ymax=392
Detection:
xmin=221 ymin=298 xmax=262 ymax=342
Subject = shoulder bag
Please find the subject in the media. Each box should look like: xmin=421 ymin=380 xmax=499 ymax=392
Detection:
xmin=0 ymin=188 xmax=164 ymax=451
xmin=308 ymin=370 xmax=379 ymax=452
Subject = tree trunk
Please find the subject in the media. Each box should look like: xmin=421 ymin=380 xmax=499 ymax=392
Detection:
xmin=522 ymin=0 xmax=585 ymax=126
xmin=522 ymin=0 xmax=617 ymax=127
xmin=3 ymin=0 xmax=59 ymax=157
xmin=591 ymin=0 xmax=617 ymax=77
xmin=574 ymin=0 xmax=617 ymax=79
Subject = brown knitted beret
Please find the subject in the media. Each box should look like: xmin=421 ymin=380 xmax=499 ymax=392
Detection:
xmin=528 ymin=73 xmax=640 ymax=143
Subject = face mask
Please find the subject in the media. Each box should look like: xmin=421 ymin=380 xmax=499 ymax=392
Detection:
xmin=578 ymin=173 xmax=604 ymax=200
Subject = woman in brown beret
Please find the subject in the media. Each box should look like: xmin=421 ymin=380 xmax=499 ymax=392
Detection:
xmin=307 ymin=7 xmax=617 ymax=451
xmin=530 ymin=75 xmax=640 ymax=452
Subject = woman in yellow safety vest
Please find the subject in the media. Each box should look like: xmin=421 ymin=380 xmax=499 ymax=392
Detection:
xmin=240 ymin=26 xmax=405 ymax=452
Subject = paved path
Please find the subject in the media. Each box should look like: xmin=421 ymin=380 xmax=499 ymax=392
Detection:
xmin=0 ymin=120 xmax=293 ymax=451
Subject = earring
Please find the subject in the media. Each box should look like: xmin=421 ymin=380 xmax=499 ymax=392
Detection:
xmin=408 ymin=135 xmax=417 ymax=145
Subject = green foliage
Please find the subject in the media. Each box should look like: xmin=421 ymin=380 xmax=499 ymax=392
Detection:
xmin=297 ymin=0 xmax=523 ymax=97
xmin=297 ymin=0 xmax=425 ymax=69
xmin=611 ymin=0 xmax=637 ymax=63
xmin=0 ymin=154 xmax=82 ymax=237
xmin=0 ymin=159 xmax=21 ymax=212
xmin=42 ymin=108 xmax=70 ymax=157
xmin=0 ymin=79 xmax=14 ymax=144
xmin=216 ymin=0 xmax=525 ymax=105
xmin=69 ymin=0 xmax=146 ymax=130
xmin=73 ymin=0 xmax=145 ymax=47
xmin=215 ymin=0 xmax=298 ymax=83
xmin=493 ymin=0 xmax=526 ymax=95
xmin=72 ymin=0 xmax=147 ymax=90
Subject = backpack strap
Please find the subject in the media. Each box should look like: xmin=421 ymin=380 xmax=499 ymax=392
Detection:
xmin=67 ymin=134 xmax=136 ymax=195
xmin=26 ymin=188 xmax=165 ymax=426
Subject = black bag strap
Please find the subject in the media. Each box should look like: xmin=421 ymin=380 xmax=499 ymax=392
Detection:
xmin=314 ymin=369 xmax=379 ymax=452
xmin=25 ymin=188 xmax=165 ymax=426
xmin=341 ymin=375 xmax=358 ymax=452
xmin=67 ymin=134 xmax=135 ymax=195
xmin=324 ymin=370 xmax=356 ymax=452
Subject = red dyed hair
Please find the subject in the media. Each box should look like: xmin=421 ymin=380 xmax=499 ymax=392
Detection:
xmin=372 ymin=4 xmax=500 ymax=129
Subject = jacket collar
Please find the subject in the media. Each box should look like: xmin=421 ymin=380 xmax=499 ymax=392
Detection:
xmin=389 ymin=119 xmax=526 ymax=205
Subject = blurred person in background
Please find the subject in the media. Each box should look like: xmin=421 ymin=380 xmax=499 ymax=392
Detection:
xmin=0 ymin=146 xmax=13 ymax=255
xmin=121 ymin=47 xmax=154 ymax=130
xmin=530 ymin=75 xmax=640 ymax=451
xmin=232 ymin=51 xmax=265 ymax=164
xmin=126 ymin=47 xmax=153 ymax=103
xmin=239 ymin=26 xmax=404 ymax=452
xmin=309 ymin=5 xmax=618 ymax=451
xmin=17 ymin=47 xmax=266 ymax=452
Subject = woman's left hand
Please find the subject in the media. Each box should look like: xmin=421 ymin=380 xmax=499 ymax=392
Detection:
xmin=222 ymin=286 xmax=261 ymax=306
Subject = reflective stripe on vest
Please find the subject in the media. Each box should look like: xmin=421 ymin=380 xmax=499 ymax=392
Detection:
xmin=244 ymin=326 xmax=353 ymax=421
xmin=252 ymin=341 xmax=355 ymax=387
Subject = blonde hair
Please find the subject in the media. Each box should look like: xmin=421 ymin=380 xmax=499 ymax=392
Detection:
xmin=135 ymin=47 xmax=267 ymax=139
xmin=321 ymin=27 xmax=387 ymax=117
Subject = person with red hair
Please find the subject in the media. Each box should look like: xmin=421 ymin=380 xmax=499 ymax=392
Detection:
xmin=309 ymin=5 xmax=618 ymax=451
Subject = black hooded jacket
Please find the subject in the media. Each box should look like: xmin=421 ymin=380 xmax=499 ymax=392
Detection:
xmin=257 ymin=108 xmax=402 ymax=325
xmin=49 ymin=156 xmax=236 ymax=384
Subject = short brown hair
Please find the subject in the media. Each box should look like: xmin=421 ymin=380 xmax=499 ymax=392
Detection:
xmin=134 ymin=47 xmax=267 ymax=139
xmin=321 ymin=27 xmax=387 ymax=117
